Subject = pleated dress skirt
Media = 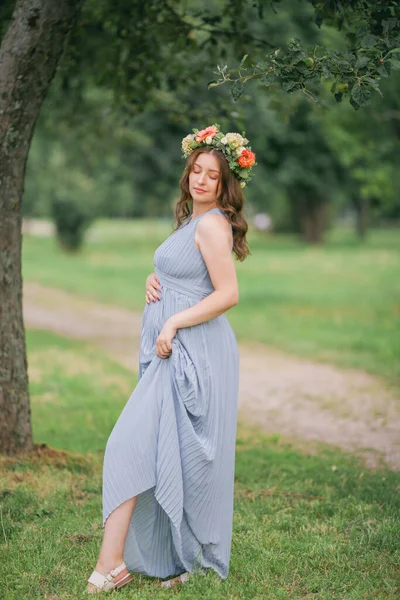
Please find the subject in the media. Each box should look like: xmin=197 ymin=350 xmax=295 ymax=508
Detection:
xmin=102 ymin=207 xmax=240 ymax=579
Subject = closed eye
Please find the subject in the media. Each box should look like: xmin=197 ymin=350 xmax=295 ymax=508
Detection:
xmin=193 ymin=169 xmax=218 ymax=181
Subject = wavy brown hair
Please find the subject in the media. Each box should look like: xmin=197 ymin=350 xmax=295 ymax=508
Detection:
xmin=173 ymin=147 xmax=250 ymax=261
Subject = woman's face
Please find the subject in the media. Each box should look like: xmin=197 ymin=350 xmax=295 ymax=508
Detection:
xmin=188 ymin=152 xmax=221 ymax=204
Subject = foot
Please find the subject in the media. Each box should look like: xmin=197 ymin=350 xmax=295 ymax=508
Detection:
xmin=86 ymin=560 xmax=132 ymax=594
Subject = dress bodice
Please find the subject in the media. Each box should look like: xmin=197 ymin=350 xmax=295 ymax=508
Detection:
xmin=153 ymin=207 xmax=232 ymax=300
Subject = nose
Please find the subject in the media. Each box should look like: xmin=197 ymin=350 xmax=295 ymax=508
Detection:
xmin=197 ymin=171 xmax=206 ymax=185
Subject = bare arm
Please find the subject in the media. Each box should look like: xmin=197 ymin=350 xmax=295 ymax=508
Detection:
xmin=155 ymin=213 xmax=238 ymax=357
xmin=169 ymin=213 xmax=238 ymax=330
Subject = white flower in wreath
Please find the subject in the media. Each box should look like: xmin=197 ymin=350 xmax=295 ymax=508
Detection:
xmin=182 ymin=134 xmax=196 ymax=155
xmin=205 ymin=135 xmax=214 ymax=144
xmin=235 ymin=146 xmax=245 ymax=157
xmin=240 ymin=181 xmax=246 ymax=188
xmin=224 ymin=132 xmax=245 ymax=149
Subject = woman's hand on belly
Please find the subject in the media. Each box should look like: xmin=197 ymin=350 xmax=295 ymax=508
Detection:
xmin=156 ymin=318 xmax=178 ymax=358
xmin=145 ymin=272 xmax=161 ymax=303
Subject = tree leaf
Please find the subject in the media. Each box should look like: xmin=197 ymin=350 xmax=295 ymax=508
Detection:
xmin=365 ymin=77 xmax=382 ymax=95
xmin=322 ymin=65 xmax=331 ymax=78
xmin=239 ymin=54 xmax=248 ymax=67
xmin=377 ymin=64 xmax=388 ymax=77
xmin=361 ymin=34 xmax=378 ymax=48
xmin=304 ymin=88 xmax=319 ymax=103
xmin=390 ymin=58 xmax=400 ymax=70
xmin=382 ymin=19 xmax=397 ymax=37
xmin=261 ymin=72 xmax=275 ymax=85
xmin=351 ymin=84 xmax=371 ymax=106
xmin=296 ymin=62 xmax=311 ymax=75
xmin=282 ymin=80 xmax=298 ymax=92
xmin=334 ymin=92 xmax=343 ymax=103
xmin=231 ymin=81 xmax=244 ymax=101
xmin=355 ymin=55 xmax=370 ymax=69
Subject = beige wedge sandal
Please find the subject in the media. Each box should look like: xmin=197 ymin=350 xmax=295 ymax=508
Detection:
xmin=87 ymin=561 xmax=133 ymax=593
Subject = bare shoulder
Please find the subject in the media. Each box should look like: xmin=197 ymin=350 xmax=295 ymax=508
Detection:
xmin=195 ymin=212 xmax=232 ymax=251
xmin=196 ymin=212 xmax=231 ymax=236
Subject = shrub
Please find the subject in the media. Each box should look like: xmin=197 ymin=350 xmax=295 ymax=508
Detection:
xmin=51 ymin=196 xmax=94 ymax=251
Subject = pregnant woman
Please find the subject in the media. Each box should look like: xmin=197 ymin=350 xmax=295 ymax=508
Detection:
xmin=86 ymin=124 xmax=256 ymax=593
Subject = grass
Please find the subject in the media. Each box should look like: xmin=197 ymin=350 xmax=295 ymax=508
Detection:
xmin=22 ymin=220 xmax=400 ymax=385
xmin=27 ymin=330 xmax=137 ymax=453
xmin=1 ymin=330 xmax=399 ymax=599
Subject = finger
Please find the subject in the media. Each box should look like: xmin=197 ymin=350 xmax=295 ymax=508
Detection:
xmin=147 ymin=286 xmax=160 ymax=298
xmin=149 ymin=286 xmax=161 ymax=299
xmin=151 ymin=278 xmax=161 ymax=290
xmin=162 ymin=343 xmax=172 ymax=355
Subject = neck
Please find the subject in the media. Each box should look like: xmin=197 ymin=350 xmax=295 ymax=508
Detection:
xmin=191 ymin=202 xmax=218 ymax=219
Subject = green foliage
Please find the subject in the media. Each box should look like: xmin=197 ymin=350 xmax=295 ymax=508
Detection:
xmin=323 ymin=71 xmax=400 ymax=222
xmin=53 ymin=0 xmax=264 ymax=117
xmin=51 ymin=197 xmax=94 ymax=251
xmin=213 ymin=1 xmax=400 ymax=109
xmin=244 ymin=98 xmax=344 ymax=241
xmin=20 ymin=0 xmax=400 ymax=237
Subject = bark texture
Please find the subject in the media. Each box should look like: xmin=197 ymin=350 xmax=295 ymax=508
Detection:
xmin=301 ymin=203 xmax=328 ymax=244
xmin=0 ymin=0 xmax=83 ymax=455
xmin=289 ymin=194 xmax=329 ymax=244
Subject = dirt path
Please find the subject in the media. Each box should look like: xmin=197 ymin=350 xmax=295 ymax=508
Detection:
xmin=24 ymin=281 xmax=400 ymax=470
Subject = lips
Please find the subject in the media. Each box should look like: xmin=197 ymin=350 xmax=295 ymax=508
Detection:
xmin=193 ymin=188 xmax=206 ymax=194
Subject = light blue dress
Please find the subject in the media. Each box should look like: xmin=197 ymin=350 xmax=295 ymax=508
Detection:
xmin=102 ymin=207 xmax=239 ymax=580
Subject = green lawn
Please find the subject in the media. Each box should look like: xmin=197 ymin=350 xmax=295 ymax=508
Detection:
xmin=22 ymin=220 xmax=400 ymax=384
xmin=0 ymin=330 xmax=399 ymax=599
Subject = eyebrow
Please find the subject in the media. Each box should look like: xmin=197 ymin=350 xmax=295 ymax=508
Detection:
xmin=194 ymin=162 xmax=220 ymax=174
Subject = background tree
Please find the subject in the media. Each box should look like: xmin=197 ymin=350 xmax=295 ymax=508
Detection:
xmin=0 ymin=0 xmax=84 ymax=455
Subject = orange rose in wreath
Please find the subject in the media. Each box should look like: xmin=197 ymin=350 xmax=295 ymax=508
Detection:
xmin=237 ymin=149 xmax=256 ymax=168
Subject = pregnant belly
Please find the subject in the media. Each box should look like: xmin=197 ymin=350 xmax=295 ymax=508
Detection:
xmin=140 ymin=289 xmax=236 ymax=357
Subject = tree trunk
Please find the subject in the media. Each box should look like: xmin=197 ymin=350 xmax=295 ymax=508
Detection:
xmin=0 ymin=0 xmax=83 ymax=455
xmin=355 ymin=197 xmax=370 ymax=240
xmin=301 ymin=202 xmax=328 ymax=244
xmin=290 ymin=193 xmax=328 ymax=244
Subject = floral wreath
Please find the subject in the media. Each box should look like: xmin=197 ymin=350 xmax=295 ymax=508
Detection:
xmin=181 ymin=124 xmax=256 ymax=187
